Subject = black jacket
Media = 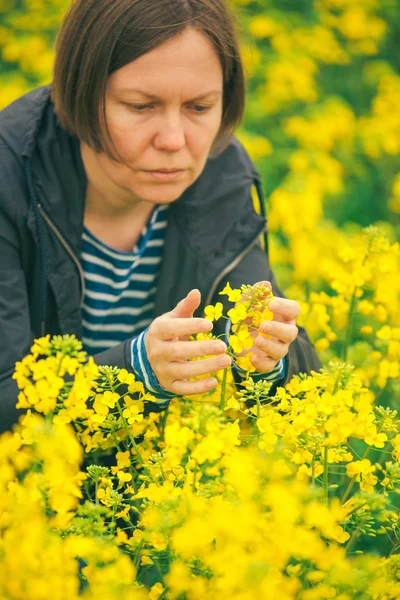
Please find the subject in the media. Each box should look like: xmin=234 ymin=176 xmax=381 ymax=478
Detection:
xmin=0 ymin=86 xmax=321 ymax=432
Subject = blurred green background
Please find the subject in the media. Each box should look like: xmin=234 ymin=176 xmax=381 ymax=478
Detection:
xmin=0 ymin=0 xmax=399 ymax=294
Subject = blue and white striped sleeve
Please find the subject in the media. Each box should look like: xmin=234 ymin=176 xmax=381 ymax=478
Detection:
xmin=130 ymin=328 xmax=174 ymax=407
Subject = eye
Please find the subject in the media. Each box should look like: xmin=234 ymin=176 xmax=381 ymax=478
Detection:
xmin=130 ymin=104 xmax=153 ymax=111
xmin=190 ymin=104 xmax=211 ymax=113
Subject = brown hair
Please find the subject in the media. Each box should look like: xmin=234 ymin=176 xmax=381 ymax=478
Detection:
xmin=51 ymin=0 xmax=245 ymax=160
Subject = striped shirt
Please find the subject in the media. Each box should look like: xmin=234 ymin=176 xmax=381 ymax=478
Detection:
xmin=81 ymin=204 xmax=169 ymax=354
xmin=81 ymin=203 xmax=286 ymax=404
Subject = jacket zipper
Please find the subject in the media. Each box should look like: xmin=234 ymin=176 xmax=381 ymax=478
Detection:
xmin=205 ymin=224 xmax=266 ymax=307
xmin=37 ymin=204 xmax=86 ymax=305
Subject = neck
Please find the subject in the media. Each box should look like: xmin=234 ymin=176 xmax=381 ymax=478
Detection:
xmin=85 ymin=182 xmax=152 ymax=222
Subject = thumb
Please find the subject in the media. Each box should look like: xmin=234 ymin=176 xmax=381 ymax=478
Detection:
xmin=171 ymin=289 xmax=201 ymax=318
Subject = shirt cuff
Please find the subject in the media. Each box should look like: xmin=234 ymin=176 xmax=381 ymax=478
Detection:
xmin=130 ymin=328 xmax=174 ymax=406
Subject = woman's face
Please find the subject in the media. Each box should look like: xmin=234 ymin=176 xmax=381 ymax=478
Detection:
xmin=94 ymin=28 xmax=224 ymax=206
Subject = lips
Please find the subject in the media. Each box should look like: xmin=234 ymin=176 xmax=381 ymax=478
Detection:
xmin=144 ymin=169 xmax=185 ymax=181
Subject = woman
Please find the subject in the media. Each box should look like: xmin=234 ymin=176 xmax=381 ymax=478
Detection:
xmin=0 ymin=0 xmax=321 ymax=433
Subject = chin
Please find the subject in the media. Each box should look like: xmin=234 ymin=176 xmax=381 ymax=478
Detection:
xmin=134 ymin=182 xmax=190 ymax=205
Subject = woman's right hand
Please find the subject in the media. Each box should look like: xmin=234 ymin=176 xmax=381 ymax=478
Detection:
xmin=144 ymin=289 xmax=231 ymax=395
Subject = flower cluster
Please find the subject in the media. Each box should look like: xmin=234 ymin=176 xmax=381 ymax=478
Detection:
xmin=1 ymin=266 xmax=399 ymax=598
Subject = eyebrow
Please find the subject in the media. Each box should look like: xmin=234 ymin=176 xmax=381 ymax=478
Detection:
xmin=117 ymin=89 xmax=222 ymax=101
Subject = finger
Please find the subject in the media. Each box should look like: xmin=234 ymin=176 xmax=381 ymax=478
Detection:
xmin=170 ymin=289 xmax=201 ymax=319
xmin=169 ymin=377 xmax=219 ymax=396
xmin=251 ymin=353 xmax=279 ymax=373
xmin=254 ymin=280 xmax=272 ymax=291
xmin=154 ymin=317 xmax=212 ymax=340
xmin=164 ymin=339 xmax=228 ymax=361
xmin=259 ymin=321 xmax=298 ymax=344
xmin=167 ymin=354 xmax=231 ymax=379
xmin=268 ymin=298 xmax=300 ymax=323
xmin=254 ymin=336 xmax=288 ymax=361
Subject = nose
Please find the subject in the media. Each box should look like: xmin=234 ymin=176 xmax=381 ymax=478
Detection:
xmin=153 ymin=112 xmax=186 ymax=152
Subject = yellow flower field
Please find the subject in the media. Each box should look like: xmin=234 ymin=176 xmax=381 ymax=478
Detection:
xmin=0 ymin=0 xmax=399 ymax=597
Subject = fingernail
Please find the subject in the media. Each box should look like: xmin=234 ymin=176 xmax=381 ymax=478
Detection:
xmin=216 ymin=342 xmax=227 ymax=353
xmin=269 ymin=301 xmax=280 ymax=311
xmin=218 ymin=355 xmax=231 ymax=367
xmin=262 ymin=322 xmax=272 ymax=333
xmin=206 ymin=378 xmax=218 ymax=389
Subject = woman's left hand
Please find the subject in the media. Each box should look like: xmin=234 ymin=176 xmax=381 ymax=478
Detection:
xmin=249 ymin=281 xmax=300 ymax=373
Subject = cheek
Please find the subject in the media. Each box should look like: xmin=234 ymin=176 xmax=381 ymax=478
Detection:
xmin=108 ymin=127 xmax=144 ymax=163
xmin=99 ymin=155 xmax=134 ymax=188
xmin=189 ymin=116 xmax=223 ymax=158
xmin=105 ymin=107 xmax=147 ymax=161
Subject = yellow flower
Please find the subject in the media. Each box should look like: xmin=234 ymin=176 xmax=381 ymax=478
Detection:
xmin=122 ymin=404 xmax=144 ymax=425
xmin=229 ymin=327 xmax=253 ymax=354
xmin=346 ymin=459 xmax=377 ymax=492
xmin=227 ymin=302 xmax=248 ymax=324
xmin=204 ymin=302 xmax=223 ymax=322
xmin=219 ymin=282 xmax=242 ymax=302
xmin=334 ymin=525 xmax=351 ymax=544
xmin=149 ymin=582 xmax=164 ymax=600
xmin=117 ymin=471 xmax=132 ymax=483
xmin=112 ymin=451 xmax=131 ymax=472
xmin=364 ymin=426 xmax=388 ymax=448
xmin=128 ymin=380 xmax=145 ymax=395
xmin=361 ymin=325 xmax=373 ymax=335
xmin=30 ymin=334 xmax=51 ymax=356
xmin=117 ymin=369 xmax=136 ymax=386
xmin=236 ymin=353 xmax=256 ymax=373
xmin=93 ymin=398 xmax=109 ymax=417
xmin=225 ymin=396 xmax=241 ymax=411
xmin=249 ymin=15 xmax=277 ymax=38
xmin=100 ymin=391 xmax=120 ymax=409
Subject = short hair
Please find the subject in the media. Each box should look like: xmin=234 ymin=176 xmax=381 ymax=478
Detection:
xmin=51 ymin=0 xmax=245 ymax=160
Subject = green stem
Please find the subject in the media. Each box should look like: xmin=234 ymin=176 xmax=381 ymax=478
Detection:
xmin=45 ymin=411 xmax=54 ymax=424
xmin=345 ymin=501 xmax=368 ymax=518
xmin=153 ymin=558 xmax=167 ymax=588
xmin=389 ymin=540 xmax=400 ymax=557
xmin=255 ymin=393 xmax=262 ymax=440
xmin=220 ymin=368 xmax=228 ymax=411
xmin=341 ymin=446 xmax=371 ymax=503
xmin=109 ymin=375 xmax=156 ymax=483
xmin=342 ymin=289 xmax=357 ymax=363
xmin=192 ymin=460 xmax=198 ymax=491
xmin=311 ymin=452 xmax=316 ymax=488
xmin=116 ymin=404 xmax=156 ymax=484
xmin=134 ymin=541 xmax=144 ymax=569
xmin=345 ymin=528 xmax=360 ymax=554
xmin=323 ymin=446 xmax=329 ymax=503
xmin=109 ymin=506 xmax=117 ymax=538
xmin=159 ymin=406 xmax=169 ymax=442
